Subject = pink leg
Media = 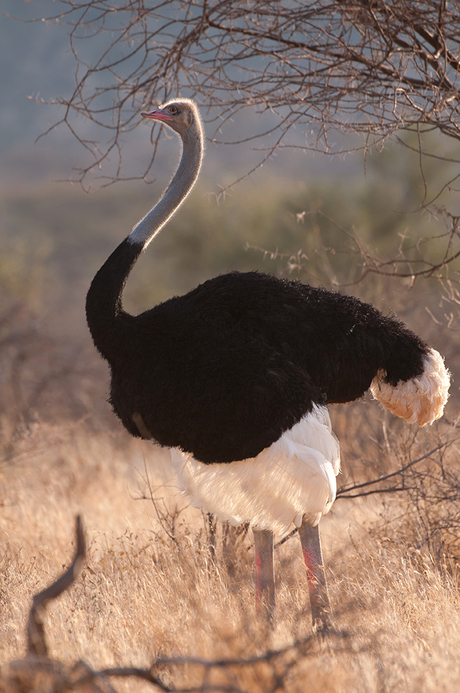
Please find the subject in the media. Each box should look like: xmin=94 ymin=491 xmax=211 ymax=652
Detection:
xmin=253 ymin=528 xmax=275 ymax=618
xmin=298 ymin=519 xmax=332 ymax=631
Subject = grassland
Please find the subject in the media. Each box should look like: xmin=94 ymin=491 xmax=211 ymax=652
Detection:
xmin=1 ymin=404 xmax=460 ymax=692
xmin=1 ymin=179 xmax=460 ymax=691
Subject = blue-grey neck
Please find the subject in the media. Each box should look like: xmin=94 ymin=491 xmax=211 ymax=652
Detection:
xmin=128 ymin=124 xmax=204 ymax=248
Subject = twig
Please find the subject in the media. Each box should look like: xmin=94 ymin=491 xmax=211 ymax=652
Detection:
xmin=336 ymin=443 xmax=448 ymax=498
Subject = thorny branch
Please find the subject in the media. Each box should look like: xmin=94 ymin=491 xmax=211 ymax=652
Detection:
xmin=26 ymin=0 xmax=460 ymax=185
xmin=21 ymin=0 xmax=460 ymax=287
xmin=74 ymin=632 xmax=337 ymax=691
xmin=27 ymin=515 xmax=86 ymax=656
xmin=335 ymin=442 xmax=449 ymax=499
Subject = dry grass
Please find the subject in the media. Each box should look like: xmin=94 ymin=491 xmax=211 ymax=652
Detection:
xmin=2 ymin=156 xmax=460 ymax=691
xmin=1 ymin=411 xmax=460 ymax=692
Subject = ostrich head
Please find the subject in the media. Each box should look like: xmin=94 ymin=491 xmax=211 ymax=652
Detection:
xmin=141 ymin=99 xmax=200 ymax=137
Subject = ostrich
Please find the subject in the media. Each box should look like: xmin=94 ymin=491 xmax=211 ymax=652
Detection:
xmin=86 ymin=99 xmax=450 ymax=629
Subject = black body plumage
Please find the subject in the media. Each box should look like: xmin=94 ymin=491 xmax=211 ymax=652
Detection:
xmin=86 ymin=238 xmax=428 ymax=464
xmin=85 ymin=98 xmax=437 ymax=466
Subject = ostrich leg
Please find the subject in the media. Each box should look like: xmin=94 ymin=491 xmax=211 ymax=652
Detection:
xmin=253 ymin=529 xmax=275 ymax=618
xmin=298 ymin=519 xmax=332 ymax=631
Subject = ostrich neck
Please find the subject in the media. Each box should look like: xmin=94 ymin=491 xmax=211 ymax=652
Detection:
xmin=86 ymin=124 xmax=203 ymax=363
xmin=129 ymin=126 xmax=203 ymax=247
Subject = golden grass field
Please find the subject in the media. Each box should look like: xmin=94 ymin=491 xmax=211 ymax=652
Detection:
xmin=1 ymin=402 xmax=460 ymax=692
xmin=1 ymin=179 xmax=460 ymax=691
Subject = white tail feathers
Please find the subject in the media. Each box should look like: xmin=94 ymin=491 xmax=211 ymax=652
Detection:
xmin=171 ymin=406 xmax=340 ymax=535
xmin=370 ymin=348 xmax=450 ymax=426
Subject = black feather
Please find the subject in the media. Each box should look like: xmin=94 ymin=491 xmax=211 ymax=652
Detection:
xmin=87 ymin=255 xmax=428 ymax=464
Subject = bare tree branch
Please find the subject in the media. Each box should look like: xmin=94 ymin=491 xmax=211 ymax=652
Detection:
xmin=27 ymin=515 xmax=86 ymax=657
xmin=15 ymin=1 xmax=460 ymax=288
xmin=336 ymin=443 xmax=449 ymax=498
xmin=27 ymin=0 xmax=460 ymax=185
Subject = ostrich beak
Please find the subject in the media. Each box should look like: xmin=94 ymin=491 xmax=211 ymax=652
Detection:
xmin=141 ymin=109 xmax=173 ymax=121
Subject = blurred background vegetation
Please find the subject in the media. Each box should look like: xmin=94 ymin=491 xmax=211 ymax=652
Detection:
xmin=2 ymin=3 xmax=460 ymax=688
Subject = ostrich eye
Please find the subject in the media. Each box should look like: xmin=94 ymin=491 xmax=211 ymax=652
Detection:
xmin=168 ymin=105 xmax=179 ymax=115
